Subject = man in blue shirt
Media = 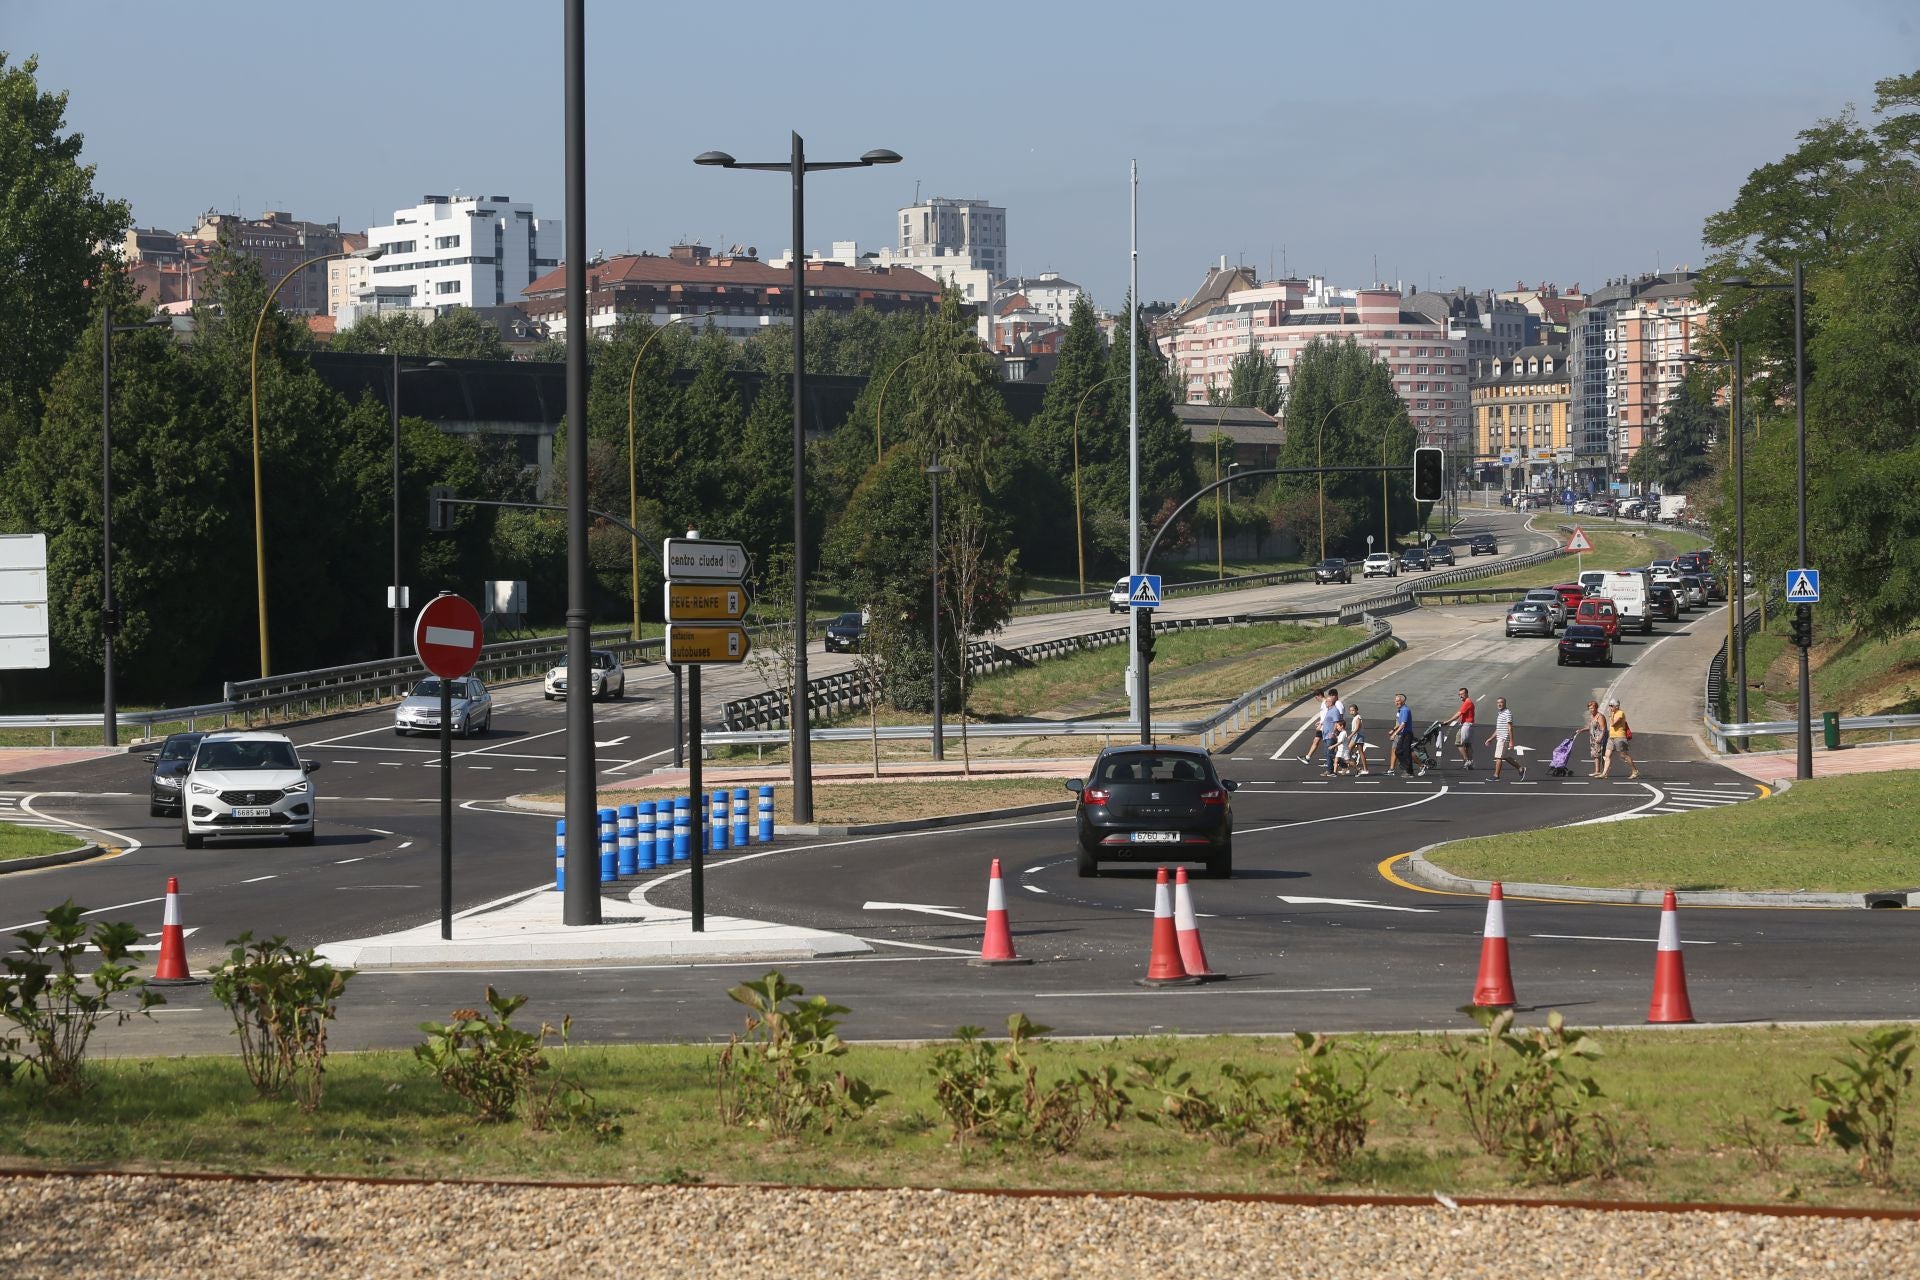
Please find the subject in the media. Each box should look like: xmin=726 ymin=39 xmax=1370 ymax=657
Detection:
xmin=1387 ymin=692 xmax=1417 ymax=776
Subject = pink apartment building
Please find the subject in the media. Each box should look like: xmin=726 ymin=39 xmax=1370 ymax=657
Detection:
xmin=1607 ymin=279 xmax=1711 ymax=473
xmin=1160 ymin=272 xmax=1470 ymax=451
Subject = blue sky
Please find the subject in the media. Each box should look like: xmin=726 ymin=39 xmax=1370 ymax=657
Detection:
xmin=12 ymin=0 xmax=1918 ymax=307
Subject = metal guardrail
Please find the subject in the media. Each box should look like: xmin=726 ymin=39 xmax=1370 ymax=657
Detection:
xmin=1702 ymin=602 xmax=1920 ymax=751
xmin=704 ymin=616 xmax=1399 ymax=752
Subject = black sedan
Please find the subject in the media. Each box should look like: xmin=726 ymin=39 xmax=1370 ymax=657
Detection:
xmin=1312 ymin=558 xmax=1351 ymax=584
xmin=1066 ymin=745 xmax=1237 ymax=878
xmin=144 ymin=730 xmax=206 ymax=817
xmin=823 ymin=612 xmax=866 ymax=653
xmin=1469 ymin=533 xmax=1498 ymax=555
xmin=1649 ymin=583 xmax=1680 ymax=621
xmin=1428 ymin=543 xmax=1456 ymax=566
xmin=1557 ymin=623 xmax=1614 ymax=666
xmin=1399 ymin=549 xmax=1430 ymax=572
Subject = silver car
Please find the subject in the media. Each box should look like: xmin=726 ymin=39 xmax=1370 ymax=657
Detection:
xmin=395 ymin=676 xmax=493 ymax=737
xmin=1522 ymin=588 xmax=1566 ymax=627
xmin=1505 ymin=601 xmax=1555 ymax=638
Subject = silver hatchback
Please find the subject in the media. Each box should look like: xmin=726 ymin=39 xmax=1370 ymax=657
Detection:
xmin=395 ymin=676 xmax=494 ymax=737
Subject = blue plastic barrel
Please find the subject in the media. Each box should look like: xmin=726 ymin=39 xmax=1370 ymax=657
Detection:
xmin=673 ymin=796 xmax=691 ymax=862
xmin=617 ymin=804 xmax=638 ymax=877
xmin=757 ymin=785 xmax=774 ymax=843
xmin=554 ymin=818 xmax=566 ymax=890
xmin=597 ymin=806 xmax=617 ymax=883
xmin=732 ymin=788 xmax=749 ymax=847
xmin=711 ymin=791 xmax=729 ymax=851
xmin=636 ymin=801 xmax=656 ymax=870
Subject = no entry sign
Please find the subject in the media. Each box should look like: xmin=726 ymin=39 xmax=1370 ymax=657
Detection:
xmin=414 ymin=593 xmax=484 ymax=678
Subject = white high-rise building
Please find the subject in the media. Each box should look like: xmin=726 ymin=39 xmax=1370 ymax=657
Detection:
xmin=354 ymin=194 xmax=555 ymax=320
xmin=896 ymin=196 xmax=1006 ymax=279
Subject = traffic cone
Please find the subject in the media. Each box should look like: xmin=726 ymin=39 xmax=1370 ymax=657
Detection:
xmin=150 ymin=876 xmax=195 ymax=985
xmin=1646 ymin=890 xmax=1696 ymax=1023
xmin=1472 ymin=881 xmax=1516 ymax=1008
xmin=968 ymin=858 xmax=1032 ymax=967
xmin=1138 ymin=867 xmax=1198 ymax=986
xmin=1172 ymin=868 xmax=1218 ymax=980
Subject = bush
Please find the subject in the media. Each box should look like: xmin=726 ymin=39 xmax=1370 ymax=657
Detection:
xmin=208 ymin=932 xmax=351 ymax=1111
xmin=929 ymin=1013 xmax=1124 ymax=1153
xmin=0 ymin=901 xmax=162 ymax=1095
xmin=1777 ymin=1026 xmax=1914 ymax=1186
xmin=416 ymin=986 xmax=611 ymax=1133
xmin=714 ymin=971 xmax=883 ymax=1138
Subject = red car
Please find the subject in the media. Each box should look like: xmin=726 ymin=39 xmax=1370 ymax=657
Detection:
xmin=1551 ymin=582 xmax=1588 ymax=612
xmin=1574 ymin=597 xmax=1621 ymax=640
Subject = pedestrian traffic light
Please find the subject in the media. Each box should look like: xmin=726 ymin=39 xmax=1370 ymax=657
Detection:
xmin=428 ymin=485 xmax=455 ymax=533
xmin=1413 ymin=447 xmax=1445 ymax=503
xmin=1789 ymin=604 xmax=1813 ymax=650
xmin=1135 ymin=613 xmax=1156 ymax=664
xmin=101 ymin=602 xmax=123 ymax=637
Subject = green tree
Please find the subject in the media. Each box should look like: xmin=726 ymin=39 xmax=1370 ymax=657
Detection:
xmin=1630 ymin=377 xmax=1718 ymax=494
xmin=1224 ymin=349 xmax=1285 ymax=414
xmin=1275 ymin=337 xmax=1412 ymax=557
xmin=328 ymin=309 xmax=509 ymax=360
xmin=905 ymin=285 xmax=1009 ymax=475
xmin=0 ymin=53 xmax=132 ymax=453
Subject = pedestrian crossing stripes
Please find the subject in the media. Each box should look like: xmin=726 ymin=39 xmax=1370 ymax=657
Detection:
xmin=1646 ymin=785 xmax=1757 ymax=815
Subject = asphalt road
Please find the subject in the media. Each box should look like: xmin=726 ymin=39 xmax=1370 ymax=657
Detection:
xmin=8 ymin=507 xmax=1917 ymax=1053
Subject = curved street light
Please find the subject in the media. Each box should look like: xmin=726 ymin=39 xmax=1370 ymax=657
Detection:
xmin=626 ymin=310 xmax=718 ymax=639
xmin=873 ymin=351 xmax=922 ymax=466
xmin=249 ymin=243 xmax=383 ymax=676
xmin=1315 ymin=395 xmax=1371 ymax=562
xmin=1071 ymin=373 xmax=1121 ymax=594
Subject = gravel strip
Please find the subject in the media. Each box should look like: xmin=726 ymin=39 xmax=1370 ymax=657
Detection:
xmin=5 ymin=1176 xmax=1919 ymax=1279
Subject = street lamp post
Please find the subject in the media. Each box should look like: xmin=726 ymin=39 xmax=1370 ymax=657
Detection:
xmin=1315 ymin=395 xmax=1369 ymax=561
xmin=626 ymin=310 xmax=717 ymax=641
xmin=249 ymin=243 xmax=384 ymax=676
xmin=1724 ymin=264 xmax=1810 ymax=779
xmin=925 ymin=462 xmax=951 ymax=761
xmin=694 ymin=139 xmax=901 ymax=824
xmin=1071 ymin=374 xmax=1120 ymax=594
xmin=100 ymin=302 xmax=170 ymax=748
xmin=389 ymin=354 xmax=445 ymax=658
xmin=873 ymin=351 xmax=922 ymax=467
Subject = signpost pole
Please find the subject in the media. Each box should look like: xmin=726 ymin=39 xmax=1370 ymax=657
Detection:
xmin=688 ymin=666 xmax=704 ymax=933
xmin=439 ymin=675 xmax=453 ymax=940
xmin=413 ymin=591 xmax=484 ymax=942
xmin=672 ymin=665 xmax=684 ymax=769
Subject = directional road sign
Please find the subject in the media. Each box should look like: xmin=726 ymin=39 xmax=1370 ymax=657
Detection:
xmin=1126 ymin=574 xmax=1163 ymax=608
xmin=414 ymin=593 xmax=484 ymax=679
xmin=666 ymin=623 xmax=751 ymax=665
xmin=1786 ymin=568 xmax=1820 ymax=603
xmin=1566 ymin=526 xmax=1593 ymax=553
xmin=663 ymin=537 xmax=751 ymax=584
xmin=665 ymin=582 xmax=751 ymax=622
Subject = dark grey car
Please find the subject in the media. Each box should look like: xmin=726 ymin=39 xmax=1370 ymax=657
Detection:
xmin=1066 ymin=746 xmax=1237 ymax=878
xmin=1504 ymin=601 xmax=1555 ymax=638
xmin=145 ymin=730 xmax=206 ymax=817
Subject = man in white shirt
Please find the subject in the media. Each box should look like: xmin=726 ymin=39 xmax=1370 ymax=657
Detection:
xmin=1483 ymin=695 xmax=1527 ymax=781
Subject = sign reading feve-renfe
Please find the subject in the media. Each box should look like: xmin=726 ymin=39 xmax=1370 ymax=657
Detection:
xmin=665 ymin=582 xmax=751 ymax=622
xmin=663 ymin=538 xmax=751 ymax=583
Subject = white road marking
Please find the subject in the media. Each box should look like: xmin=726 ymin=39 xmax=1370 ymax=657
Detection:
xmin=239 ymin=875 xmax=276 ymax=884
xmin=595 ymin=736 xmax=631 ymax=747
xmin=1530 ymin=933 xmax=1717 ymax=945
xmin=397 ymin=841 xmax=413 ymax=849
xmin=3 ymin=895 xmax=165 ymax=935
xmin=1024 ymin=885 xmax=1048 ymax=894
xmin=467 ymin=766 xmax=492 ymax=770
xmin=366 ymin=828 xmax=394 ymax=836
xmin=861 ymin=901 xmax=985 ymax=922
xmin=852 ymin=937 xmax=980 ymax=956
xmin=1034 ymin=987 xmax=1372 ymax=998
xmin=1237 ymin=785 xmax=1450 ymax=836
xmin=1276 ymin=894 xmax=1438 ymax=914
xmin=333 ymin=858 xmax=365 ymax=865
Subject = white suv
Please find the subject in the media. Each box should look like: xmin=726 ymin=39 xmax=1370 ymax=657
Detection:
xmin=181 ymin=731 xmax=320 ymax=848
xmin=544 ymin=649 xmax=626 ymax=700
xmin=1362 ymin=553 xmax=1397 ymax=578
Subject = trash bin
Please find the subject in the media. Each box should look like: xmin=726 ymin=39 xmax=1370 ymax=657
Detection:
xmin=1822 ymin=710 xmax=1840 ymax=750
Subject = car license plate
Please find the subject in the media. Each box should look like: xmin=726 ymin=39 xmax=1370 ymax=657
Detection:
xmin=1131 ymin=831 xmax=1180 ymax=844
xmin=233 ymin=806 xmax=273 ymax=819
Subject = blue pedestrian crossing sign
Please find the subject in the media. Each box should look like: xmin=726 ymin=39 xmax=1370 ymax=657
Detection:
xmin=1786 ymin=568 xmax=1820 ymax=603
xmin=1127 ymin=574 xmax=1163 ymax=608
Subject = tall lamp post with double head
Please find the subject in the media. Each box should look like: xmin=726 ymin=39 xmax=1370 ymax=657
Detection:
xmin=100 ymin=303 xmax=171 ymax=747
xmin=1678 ymin=341 xmax=1749 ymax=733
xmin=249 ymin=243 xmax=384 ymax=676
xmin=1070 ymin=373 xmax=1120 ymax=594
xmin=388 ymin=355 xmax=445 ymax=658
xmin=626 ymin=310 xmax=718 ymax=641
xmin=1724 ymin=264 xmax=1810 ymax=779
xmin=1315 ymin=395 xmax=1369 ymax=561
xmin=693 ymin=139 xmax=901 ymax=823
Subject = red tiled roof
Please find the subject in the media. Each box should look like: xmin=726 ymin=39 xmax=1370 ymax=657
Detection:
xmin=1537 ymin=296 xmax=1583 ymax=325
xmin=522 ymin=254 xmax=943 ymax=300
xmin=306 ymin=315 xmax=337 ymax=337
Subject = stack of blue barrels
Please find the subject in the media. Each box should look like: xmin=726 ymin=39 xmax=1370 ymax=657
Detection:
xmin=554 ymin=784 xmax=776 ymax=890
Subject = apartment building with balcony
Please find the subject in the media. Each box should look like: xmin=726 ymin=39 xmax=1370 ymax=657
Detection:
xmin=1565 ymin=270 xmax=1698 ymax=489
xmin=1470 ymin=345 xmax=1573 ymax=491
xmin=346 ymin=195 xmax=555 ymax=326
xmin=897 ymin=196 xmax=1006 ymax=279
xmin=1609 ymin=279 xmax=1712 ymax=474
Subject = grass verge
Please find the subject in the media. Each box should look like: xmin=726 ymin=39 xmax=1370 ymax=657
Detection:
xmin=2 ymin=1022 xmax=1914 ymax=1205
xmin=1426 ymin=772 xmax=1918 ymax=893
xmin=0 ymin=820 xmax=83 ymax=862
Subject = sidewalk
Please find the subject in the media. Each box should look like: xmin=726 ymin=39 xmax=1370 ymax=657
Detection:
xmin=1715 ymin=738 xmax=1920 ymax=785
xmin=0 ymin=745 xmax=125 ymax=783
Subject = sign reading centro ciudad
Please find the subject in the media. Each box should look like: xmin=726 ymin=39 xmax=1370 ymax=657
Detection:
xmin=663 ymin=538 xmax=752 ymax=664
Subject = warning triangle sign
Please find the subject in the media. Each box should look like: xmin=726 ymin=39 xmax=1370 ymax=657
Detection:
xmin=1566 ymin=526 xmax=1593 ymax=553
xmin=1130 ymin=577 xmax=1161 ymax=605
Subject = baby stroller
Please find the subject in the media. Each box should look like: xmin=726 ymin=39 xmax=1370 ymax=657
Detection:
xmin=1548 ymin=737 xmax=1576 ymax=778
xmin=1408 ymin=720 xmax=1447 ymax=773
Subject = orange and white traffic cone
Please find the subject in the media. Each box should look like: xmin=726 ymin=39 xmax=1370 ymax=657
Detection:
xmin=1646 ymin=889 xmax=1695 ymax=1023
xmin=1172 ymin=868 xmax=1218 ymax=980
xmin=151 ymin=875 xmax=194 ymax=985
xmin=968 ymin=858 xmax=1032 ymax=966
xmin=1472 ymin=881 xmax=1516 ymax=1008
xmin=1138 ymin=867 xmax=1197 ymax=986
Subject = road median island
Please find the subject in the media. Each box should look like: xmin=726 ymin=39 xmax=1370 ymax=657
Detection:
xmin=0 ymin=820 xmax=88 ymax=867
xmin=1413 ymin=772 xmax=1918 ymax=900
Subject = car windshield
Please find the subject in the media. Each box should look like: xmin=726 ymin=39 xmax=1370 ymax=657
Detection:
xmin=411 ymin=678 xmax=452 ymax=698
xmin=159 ymin=736 xmax=202 ymax=762
xmin=1566 ymin=626 xmax=1604 ymax=638
xmin=1513 ymin=603 xmax=1544 ymax=613
xmin=195 ymin=740 xmax=300 ymax=772
xmin=831 ymin=613 xmax=862 ymax=627
xmin=1096 ymin=754 xmax=1211 ymax=784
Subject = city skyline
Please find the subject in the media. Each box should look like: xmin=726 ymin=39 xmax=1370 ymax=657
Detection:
xmin=10 ymin=0 xmax=1917 ymax=307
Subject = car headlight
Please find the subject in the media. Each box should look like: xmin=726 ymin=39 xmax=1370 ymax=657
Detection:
xmin=283 ymin=781 xmax=309 ymax=795
xmin=155 ymin=774 xmax=182 ymax=788
xmin=189 ymin=780 xmax=218 ymax=794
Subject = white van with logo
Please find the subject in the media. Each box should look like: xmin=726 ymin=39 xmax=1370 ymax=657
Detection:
xmin=1598 ymin=570 xmax=1653 ymax=634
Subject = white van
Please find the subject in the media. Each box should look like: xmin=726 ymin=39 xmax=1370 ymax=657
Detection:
xmin=1598 ymin=570 xmax=1653 ymax=634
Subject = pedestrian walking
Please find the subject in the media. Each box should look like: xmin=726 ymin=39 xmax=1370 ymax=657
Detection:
xmin=1299 ymin=686 xmax=1342 ymax=764
xmin=1484 ymin=696 xmax=1526 ymax=780
xmin=1445 ymin=687 xmax=1477 ymax=770
xmin=1584 ymin=699 xmax=1607 ymax=777
xmin=1386 ymin=693 xmax=1415 ymax=776
xmin=1597 ymin=698 xmax=1640 ymax=778
xmin=1318 ymin=691 xmax=1345 ymax=776
xmin=1347 ymin=702 xmax=1370 ymax=775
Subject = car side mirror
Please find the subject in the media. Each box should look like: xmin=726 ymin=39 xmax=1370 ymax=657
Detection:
xmin=1222 ymin=779 xmax=1240 ymax=791
xmin=303 ymin=760 xmax=321 ymax=773
xmin=1064 ymin=778 xmax=1084 ymax=794
xmin=144 ymin=754 xmax=158 ymax=764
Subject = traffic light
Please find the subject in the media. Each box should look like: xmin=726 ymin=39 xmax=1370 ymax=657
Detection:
xmin=1789 ymin=604 xmax=1813 ymax=650
xmin=428 ymin=485 xmax=455 ymax=533
xmin=1413 ymin=447 xmax=1445 ymax=503
xmin=1135 ymin=612 xmax=1156 ymax=664
xmin=102 ymin=602 xmax=123 ymax=637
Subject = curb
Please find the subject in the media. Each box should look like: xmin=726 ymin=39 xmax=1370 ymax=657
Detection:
xmin=0 ymin=843 xmax=105 ymax=875
xmin=1398 ymin=841 xmax=1905 ymax=909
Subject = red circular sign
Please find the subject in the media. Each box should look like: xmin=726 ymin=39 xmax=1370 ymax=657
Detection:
xmin=414 ymin=593 xmax=484 ymax=679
